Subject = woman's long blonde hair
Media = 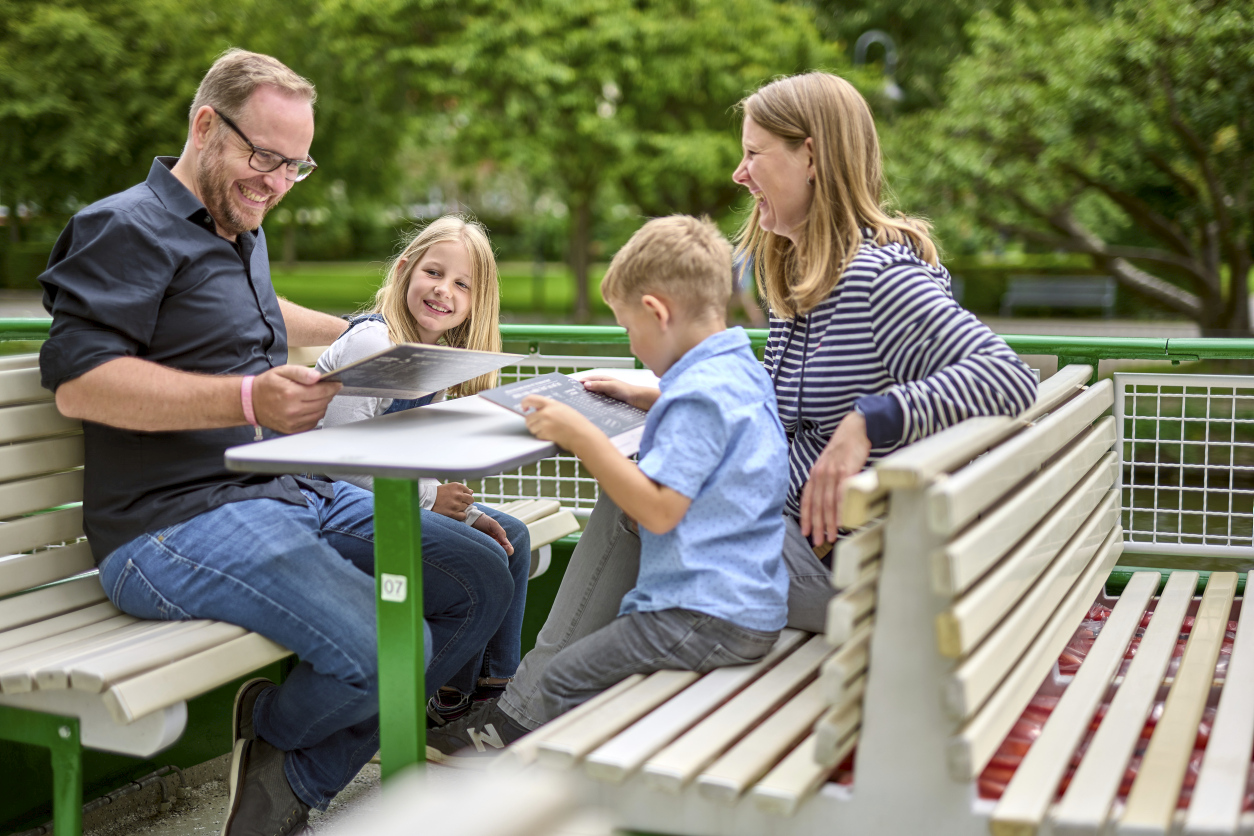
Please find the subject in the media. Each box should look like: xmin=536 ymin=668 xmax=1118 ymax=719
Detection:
xmin=371 ymin=215 xmax=502 ymax=397
xmin=736 ymin=72 xmax=938 ymax=319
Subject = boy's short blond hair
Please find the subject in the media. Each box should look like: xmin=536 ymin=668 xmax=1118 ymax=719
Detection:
xmin=601 ymin=215 xmax=732 ymax=317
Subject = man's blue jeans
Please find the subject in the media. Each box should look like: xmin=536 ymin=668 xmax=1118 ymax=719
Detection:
xmin=97 ymin=480 xmax=527 ymax=809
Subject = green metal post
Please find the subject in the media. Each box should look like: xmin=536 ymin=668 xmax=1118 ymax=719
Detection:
xmin=373 ymin=478 xmax=426 ymax=780
xmin=0 ymin=705 xmax=82 ymax=835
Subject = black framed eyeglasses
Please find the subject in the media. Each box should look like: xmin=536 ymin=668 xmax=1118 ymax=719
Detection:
xmin=212 ymin=108 xmax=318 ymax=182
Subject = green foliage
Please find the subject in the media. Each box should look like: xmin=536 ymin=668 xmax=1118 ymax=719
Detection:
xmin=376 ymin=0 xmax=844 ymax=317
xmin=889 ymin=0 xmax=1254 ymax=334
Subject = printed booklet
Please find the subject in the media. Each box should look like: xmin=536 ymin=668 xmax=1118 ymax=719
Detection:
xmin=479 ymin=371 xmax=650 ymax=455
xmin=318 ymin=343 xmax=525 ymax=398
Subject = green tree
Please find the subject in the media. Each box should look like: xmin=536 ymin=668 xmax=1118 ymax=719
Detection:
xmin=386 ymin=0 xmax=843 ymax=320
xmin=892 ymin=0 xmax=1254 ymax=335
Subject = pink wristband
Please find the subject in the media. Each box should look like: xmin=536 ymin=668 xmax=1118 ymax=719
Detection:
xmin=241 ymin=375 xmax=258 ymax=427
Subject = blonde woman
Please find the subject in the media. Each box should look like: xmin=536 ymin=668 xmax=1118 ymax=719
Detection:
xmin=428 ymin=73 xmax=1037 ymax=763
xmin=317 ymin=215 xmax=530 ymax=727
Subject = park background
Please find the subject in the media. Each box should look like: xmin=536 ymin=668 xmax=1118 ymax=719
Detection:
xmin=1 ymin=0 xmax=1252 ymax=832
xmin=3 ymin=0 xmax=1250 ymax=333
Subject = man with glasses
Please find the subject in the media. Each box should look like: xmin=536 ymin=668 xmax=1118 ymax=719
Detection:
xmin=39 ymin=50 xmax=374 ymax=835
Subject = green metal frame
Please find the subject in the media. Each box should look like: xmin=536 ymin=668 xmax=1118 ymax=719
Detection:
xmin=0 ymin=705 xmax=82 ymax=835
xmin=6 ymin=318 xmax=1254 ymax=787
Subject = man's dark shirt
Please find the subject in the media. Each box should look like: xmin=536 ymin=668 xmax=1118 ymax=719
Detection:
xmin=39 ymin=157 xmax=332 ymax=562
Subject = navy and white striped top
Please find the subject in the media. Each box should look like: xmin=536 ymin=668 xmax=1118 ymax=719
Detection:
xmin=763 ymin=232 xmax=1038 ymax=519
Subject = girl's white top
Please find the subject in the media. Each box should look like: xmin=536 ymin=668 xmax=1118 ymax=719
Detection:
xmin=315 ymin=318 xmax=482 ymax=525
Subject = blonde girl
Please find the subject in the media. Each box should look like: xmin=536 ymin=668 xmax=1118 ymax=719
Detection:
xmin=317 ymin=214 xmax=530 ymax=726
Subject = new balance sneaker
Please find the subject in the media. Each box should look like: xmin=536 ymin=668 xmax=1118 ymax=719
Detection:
xmin=425 ymin=697 xmax=529 ymax=766
xmin=426 ymin=689 xmax=470 ymax=727
xmin=221 ymin=737 xmax=310 ymax=836
xmin=232 ymin=678 xmax=274 ymax=747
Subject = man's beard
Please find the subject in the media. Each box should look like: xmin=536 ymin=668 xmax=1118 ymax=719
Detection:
xmin=197 ymin=141 xmax=281 ymax=237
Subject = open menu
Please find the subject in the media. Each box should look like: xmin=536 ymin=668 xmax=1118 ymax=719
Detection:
xmin=479 ymin=371 xmax=650 ymax=454
xmin=318 ymin=343 xmax=525 ymax=398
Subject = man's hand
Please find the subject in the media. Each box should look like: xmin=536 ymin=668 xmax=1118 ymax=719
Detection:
xmin=251 ymin=365 xmax=342 ymax=434
xmin=472 ymin=513 xmax=515 ymax=555
xmin=580 ymin=376 xmax=660 ymax=412
xmin=520 ymin=395 xmax=598 ymax=453
xmin=433 ymin=482 xmax=474 ymax=520
xmin=798 ymin=411 xmax=873 ymax=546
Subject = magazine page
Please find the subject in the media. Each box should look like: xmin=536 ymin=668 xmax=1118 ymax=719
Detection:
xmin=479 ymin=371 xmax=649 ymax=453
xmin=319 ymin=343 xmax=524 ymax=398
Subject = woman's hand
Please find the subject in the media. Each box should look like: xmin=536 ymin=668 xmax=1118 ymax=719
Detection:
xmin=580 ymin=376 xmax=661 ymax=412
xmin=799 ymin=411 xmax=873 ymax=546
xmin=433 ymin=482 xmax=474 ymax=520
xmin=472 ymin=513 xmax=515 ymax=555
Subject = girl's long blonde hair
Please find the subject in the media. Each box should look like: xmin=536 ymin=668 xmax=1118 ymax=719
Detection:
xmin=371 ymin=215 xmax=502 ymax=397
xmin=736 ymin=72 xmax=939 ymax=319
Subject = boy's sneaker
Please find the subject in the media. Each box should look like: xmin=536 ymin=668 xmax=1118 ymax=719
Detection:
xmin=426 ymin=689 xmax=471 ymax=727
xmin=426 ymin=683 xmax=510 ymax=728
xmin=425 ymin=697 xmax=529 ymax=766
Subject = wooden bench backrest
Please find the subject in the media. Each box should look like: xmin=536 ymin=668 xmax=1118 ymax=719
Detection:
xmin=0 ymin=360 xmax=97 ymax=626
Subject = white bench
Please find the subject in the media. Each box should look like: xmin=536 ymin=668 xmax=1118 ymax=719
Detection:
xmin=999 ymin=275 xmax=1116 ymax=318
xmin=0 ymin=352 xmax=577 ymax=835
xmin=483 ymin=364 xmax=1248 ymax=835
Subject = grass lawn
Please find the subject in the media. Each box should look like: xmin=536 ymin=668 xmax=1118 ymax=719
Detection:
xmin=269 ymin=260 xmax=612 ymax=317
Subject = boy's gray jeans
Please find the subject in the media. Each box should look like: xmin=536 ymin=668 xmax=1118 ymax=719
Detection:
xmin=499 ymin=493 xmax=835 ymax=730
xmin=538 ymin=608 xmax=779 ymax=719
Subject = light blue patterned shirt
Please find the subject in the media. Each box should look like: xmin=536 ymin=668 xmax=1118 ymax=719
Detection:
xmin=621 ymin=328 xmax=790 ymax=632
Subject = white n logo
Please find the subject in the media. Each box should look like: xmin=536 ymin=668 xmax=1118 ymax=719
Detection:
xmin=467 ymin=723 xmax=505 ymax=753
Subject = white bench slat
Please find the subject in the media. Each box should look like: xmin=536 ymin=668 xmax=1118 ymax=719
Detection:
xmin=749 ymin=733 xmax=838 ymax=818
xmin=0 ymin=437 xmax=83 ymax=486
xmin=0 ymin=615 xmax=138 ymax=680
xmin=0 ymin=470 xmax=82 ymax=522
xmin=1051 ymin=571 xmax=1197 ymax=836
xmin=0 ymin=574 xmax=106 ymax=633
xmin=1018 ymin=365 xmax=1094 ymax=424
xmin=70 ymin=620 xmax=249 ymax=693
xmin=30 ymin=621 xmax=216 ymax=691
xmin=1184 ymin=572 xmax=1254 ymax=836
xmin=526 ymin=509 xmax=580 ymax=550
xmin=932 ymin=417 xmax=1116 ymax=596
xmin=1119 ymin=572 xmax=1238 ymax=835
xmin=696 ymin=678 xmax=832 ymax=805
xmin=818 ymin=620 xmax=872 ymax=705
xmin=0 ymin=535 xmax=91 ymax=596
xmin=946 ymin=491 xmax=1118 ymax=719
xmin=877 ymin=416 xmax=1022 ymax=490
xmin=0 ymin=355 xmax=41 ymax=373
xmin=990 ymin=571 xmax=1159 ymax=836
xmin=0 ymin=600 xmax=121 ymax=654
xmin=832 ymin=519 xmax=883 ymax=589
xmin=496 ymin=674 xmax=648 ymax=769
xmin=0 ymin=619 xmax=167 ymax=693
xmin=584 ymin=629 xmax=809 ymax=783
xmin=948 ymin=524 xmax=1123 ymax=780
xmin=0 ymin=401 xmax=80 ymax=445
xmin=536 ymin=670 xmax=700 ymax=768
xmin=825 ymin=581 xmax=876 ymax=648
xmin=813 ymin=687 xmax=862 ymax=766
xmin=105 ymin=631 xmax=291 ymax=723
xmin=642 ymin=634 xmax=834 ymax=793
xmin=839 ymin=470 xmax=886 ymax=530
xmin=0 ymin=505 xmax=84 ymax=556
xmin=0 ymin=366 xmax=55 ymax=406
xmin=937 ymin=458 xmax=1117 ymax=658
xmin=926 ymin=379 xmax=1114 ymax=536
